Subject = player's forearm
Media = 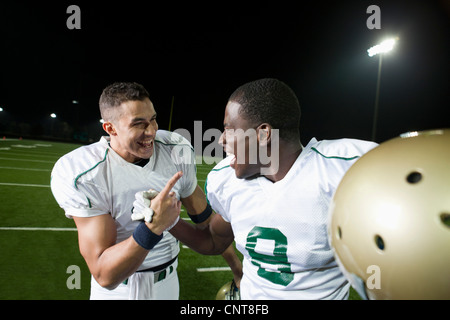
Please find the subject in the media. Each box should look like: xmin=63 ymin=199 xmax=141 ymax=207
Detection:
xmin=170 ymin=219 xmax=225 ymax=255
xmin=222 ymin=245 xmax=243 ymax=283
xmin=91 ymin=237 xmax=149 ymax=290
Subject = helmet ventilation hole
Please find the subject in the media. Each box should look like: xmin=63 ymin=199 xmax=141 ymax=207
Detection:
xmin=440 ymin=213 xmax=450 ymax=228
xmin=406 ymin=171 xmax=422 ymax=184
xmin=337 ymin=226 xmax=342 ymax=239
xmin=375 ymin=235 xmax=385 ymax=250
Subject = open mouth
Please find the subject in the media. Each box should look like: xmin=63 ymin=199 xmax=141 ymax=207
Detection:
xmin=225 ymin=149 xmax=237 ymax=169
xmin=230 ymin=154 xmax=237 ymax=169
xmin=138 ymin=140 xmax=154 ymax=150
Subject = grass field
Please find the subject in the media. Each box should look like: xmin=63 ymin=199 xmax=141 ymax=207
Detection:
xmin=0 ymin=138 xmax=360 ymax=300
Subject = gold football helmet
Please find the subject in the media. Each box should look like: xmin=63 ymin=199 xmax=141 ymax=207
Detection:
xmin=215 ymin=280 xmax=240 ymax=300
xmin=329 ymin=129 xmax=450 ymax=299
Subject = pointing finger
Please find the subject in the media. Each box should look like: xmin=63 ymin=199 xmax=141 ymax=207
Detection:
xmin=159 ymin=171 xmax=183 ymax=198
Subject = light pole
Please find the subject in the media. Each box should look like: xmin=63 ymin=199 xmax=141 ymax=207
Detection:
xmin=168 ymin=96 xmax=175 ymax=132
xmin=367 ymin=38 xmax=397 ymax=141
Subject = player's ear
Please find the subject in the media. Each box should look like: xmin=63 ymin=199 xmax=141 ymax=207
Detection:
xmin=102 ymin=121 xmax=117 ymax=136
xmin=257 ymin=123 xmax=272 ymax=146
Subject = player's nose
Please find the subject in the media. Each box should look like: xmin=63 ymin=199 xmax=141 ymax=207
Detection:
xmin=145 ymin=121 xmax=158 ymax=136
xmin=219 ymin=131 xmax=225 ymax=146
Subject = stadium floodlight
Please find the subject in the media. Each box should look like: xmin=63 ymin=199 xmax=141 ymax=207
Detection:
xmin=368 ymin=37 xmax=398 ymax=141
xmin=367 ymin=38 xmax=397 ymax=57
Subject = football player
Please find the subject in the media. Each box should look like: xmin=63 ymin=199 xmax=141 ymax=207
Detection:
xmin=51 ymin=82 xmax=241 ymax=299
xmin=168 ymin=78 xmax=378 ymax=299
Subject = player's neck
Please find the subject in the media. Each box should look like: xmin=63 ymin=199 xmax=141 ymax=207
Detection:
xmin=263 ymin=140 xmax=302 ymax=183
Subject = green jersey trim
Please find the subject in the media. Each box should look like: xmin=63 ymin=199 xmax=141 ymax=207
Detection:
xmin=73 ymin=148 xmax=109 ymax=208
xmin=311 ymin=147 xmax=360 ymax=161
xmin=154 ymin=139 xmax=194 ymax=153
xmin=204 ymin=164 xmax=231 ymax=205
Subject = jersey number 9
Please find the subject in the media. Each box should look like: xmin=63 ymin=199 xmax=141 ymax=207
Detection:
xmin=245 ymin=226 xmax=294 ymax=286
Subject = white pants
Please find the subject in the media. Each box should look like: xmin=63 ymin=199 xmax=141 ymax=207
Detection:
xmin=90 ymin=259 xmax=179 ymax=300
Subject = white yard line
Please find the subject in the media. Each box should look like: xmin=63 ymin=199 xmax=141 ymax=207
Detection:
xmin=0 ymin=151 xmax=58 ymax=159
xmin=0 ymin=166 xmax=51 ymax=172
xmin=197 ymin=267 xmax=231 ymax=272
xmin=0 ymin=227 xmax=77 ymax=231
xmin=0 ymin=157 xmax=54 ymax=163
xmin=0 ymin=182 xmax=50 ymax=188
xmin=0 ymin=227 xmax=230 ymax=273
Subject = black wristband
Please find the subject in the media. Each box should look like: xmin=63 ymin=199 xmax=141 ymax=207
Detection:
xmin=133 ymin=222 xmax=163 ymax=250
xmin=188 ymin=203 xmax=213 ymax=224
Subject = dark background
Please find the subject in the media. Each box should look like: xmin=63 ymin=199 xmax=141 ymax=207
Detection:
xmin=0 ymin=0 xmax=448 ymax=144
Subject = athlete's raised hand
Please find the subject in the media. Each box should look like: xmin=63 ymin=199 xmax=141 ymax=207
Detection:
xmin=145 ymin=171 xmax=183 ymax=235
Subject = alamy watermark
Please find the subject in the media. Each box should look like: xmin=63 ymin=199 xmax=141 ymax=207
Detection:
xmin=66 ymin=5 xmax=81 ymax=30
xmin=366 ymin=5 xmax=381 ymax=29
xmin=66 ymin=265 xmax=81 ymax=290
xmin=67 ymin=5 xmax=382 ymax=31
xmin=366 ymin=264 xmax=381 ymax=290
xmin=65 ymin=262 xmax=382 ymax=297
xmin=171 ymin=121 xmax=279 ymax=175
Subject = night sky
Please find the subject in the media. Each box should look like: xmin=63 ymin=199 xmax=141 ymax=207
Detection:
xmin=0 ymin=0 xmax=448 ymax=144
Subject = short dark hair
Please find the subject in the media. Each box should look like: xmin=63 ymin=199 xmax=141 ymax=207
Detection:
xmin=99 ymin=82 xmax=150 ymax=121
xmin=229 ymin=78 xmax=301 ymax=142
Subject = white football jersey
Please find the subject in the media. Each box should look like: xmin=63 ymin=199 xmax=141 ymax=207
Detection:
xmin=206 ymin=137 xmax=377 ymax=300
xmin=51 ymin=130 xmax=197 ymax=269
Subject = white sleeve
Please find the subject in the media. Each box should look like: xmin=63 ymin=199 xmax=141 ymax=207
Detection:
xmin=51 ymin=159 xmax=109 ymax=219
xmin=312 ymin=138 xmax=379 ymax=194
xmin=179 ymin=152 xmax=198 ymax=199
xmin=205 ymin=160 xmax=232 ymax=223
xmin=171 ymin=136 xmax=198 ymax=199
xmin=205 ymin=179 xmax=229 ymax=223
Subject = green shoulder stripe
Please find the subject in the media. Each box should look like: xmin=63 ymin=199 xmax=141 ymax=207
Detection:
xmin=311 ymin=147 xmax=360 ymax=161
xmin=155 ymin=139 xmax=194 ymax=152
xmin=204 ymin=177 xmax=210 ymax=205
xmin=203 ymin=164 xmax=230 ymax=205
xmin=73 ymin=149 xmax=108 ymax=209
xmin=74 ymin=149 xmax=109 ymax=190
xmin=209 ymin=165 xmax=231 ymax=172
